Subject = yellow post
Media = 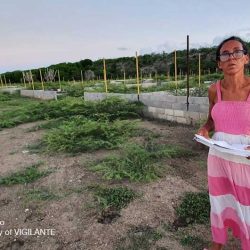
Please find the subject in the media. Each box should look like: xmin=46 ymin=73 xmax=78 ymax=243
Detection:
xmin=198 ymin=53 xmax=201 ymax=88
xmin=0 ymin=74 xmax=3 ymax=88
xmin=30 ymin=70 xmax=35 ymax=91
xmin=174 ymin=50 xmax=177 ymax=94
xmin=39 ymin=69 xmax=45 ymax=91
xmin=103 ymin=58 xmax=108 ymax=93
xmin=135 ymin=52 xmax=140 ymax=97
xmin=58 ymin=70 xmax=61 ymax=90
xmin=22 ymin=72 xmax=27 ymax=88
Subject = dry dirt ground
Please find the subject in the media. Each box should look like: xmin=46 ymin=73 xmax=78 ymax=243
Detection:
xmin=0 ymin=119 xmax=241 ymax=250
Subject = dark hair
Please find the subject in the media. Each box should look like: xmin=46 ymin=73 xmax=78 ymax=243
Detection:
xmin=216 ymin=36 xmax=248 ymax=61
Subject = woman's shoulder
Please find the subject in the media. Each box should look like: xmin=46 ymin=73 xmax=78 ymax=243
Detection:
xmin=208 ymin=81 xmax=218 ymax=94
xmin=208 ymin=81 xmax=219 ymax=102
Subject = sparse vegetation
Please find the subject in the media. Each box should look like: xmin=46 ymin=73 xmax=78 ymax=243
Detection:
xmin=90 ymin=186 xmax=136 ymax=210
xmin=180 ymin=234 xmax=208 ymax=250
xmin=23 ymin=188 xmax=59 ymax=201
xmin=89 ymin=143 xmax=195 ymax=182
xmin=115 ymin=225 xmax=162 ymax=250
xmin=0 ymin=163 xmax=51 ymax=186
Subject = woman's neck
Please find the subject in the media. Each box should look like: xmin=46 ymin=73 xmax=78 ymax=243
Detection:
xmin=223 ymin=74 xmax=247 ymax=90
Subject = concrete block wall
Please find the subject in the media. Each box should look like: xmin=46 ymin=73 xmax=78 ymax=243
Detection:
xmin=21 ymin=90 xmax=57 ymax=100
xmin=84 ymin=91 xmax=209 ymax=125
xmin=0 ymin=88 xmax=22 ymax=94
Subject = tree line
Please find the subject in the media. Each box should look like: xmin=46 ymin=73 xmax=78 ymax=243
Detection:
xmin=3 ymin=42 xmax=250 ymax=83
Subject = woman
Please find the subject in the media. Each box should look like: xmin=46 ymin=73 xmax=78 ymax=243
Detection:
xmin=198 ymin=36 xmax=250 ymax=250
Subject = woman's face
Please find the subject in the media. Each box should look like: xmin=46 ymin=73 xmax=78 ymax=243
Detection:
xmin=218 ymin=40 xmax=249 ymax=75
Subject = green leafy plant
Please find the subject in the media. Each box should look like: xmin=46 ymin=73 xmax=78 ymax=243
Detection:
xmin=176 ymin=192 xmax=210 ymax=225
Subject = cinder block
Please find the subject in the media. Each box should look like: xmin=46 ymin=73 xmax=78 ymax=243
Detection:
xmin=165 ymin=95 xmax=177 ymax=103
xmin=199 ymin=104 xmax=209 ymax=113
xmin=188 ymin=104 xmax=200 ymax=112
xmin=199 ymin=113 xmax=208 ymax=120
xmin=155 ymin=108 xmax=166 ymax=114
xmin=166 ymin=115 xmax=175 ymax=121
xmin=176 ymin=117 xmax=187 ymax=124
xmin=148 ymin=106 xmax=157 ymax=113
xmin=184 ymin=111 xmax=200 ymax=120
xmin=174 ymin=110 xmax=184 ymax=117
xmin=171 ymin=103 xmax=183 ymax=110
xmin=165 ymin=109 xmax=174 ymax=116
xmin=157 ymin=114 xmax=168 ymax=120
xmin=176 ymin=96 xmax=187 ymax=103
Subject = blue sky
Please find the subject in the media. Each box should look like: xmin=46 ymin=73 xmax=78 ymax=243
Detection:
xmin=1 ymin=0 xmax=250 ymax=73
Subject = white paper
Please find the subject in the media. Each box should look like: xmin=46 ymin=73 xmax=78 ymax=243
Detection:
xmin=194 ymin=134 xmax=250 ymax=157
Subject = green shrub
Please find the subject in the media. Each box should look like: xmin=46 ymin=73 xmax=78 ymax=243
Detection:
xmin=92 ymin=186 xmax=136 ymax=210
xmin=44 ymin=118 xmax=137 ymax=153
xmin=176 ymin=192 xmax=210 ymax=225
xmin=90 ymin=143 xmax=194 ymax=182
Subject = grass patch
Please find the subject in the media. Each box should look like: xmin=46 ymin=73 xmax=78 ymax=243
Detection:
xmin=115 ymin=225 xmax=162 ymax=250
xmin=0 ymin=96 xmax=143 ymax=129
xmin=176 ymin=192 xmax=210 ymax=226
xmin=180 ymin=234 xmax=208 ymax=250
xmin=43 ymin=118 xmax=138 ymax=153
xmin=90 ymin=185 xmax=136 ymax=210
xmin=23 ymin=188 xmax=59 ymax=201
xmin=26 ymin=141 xmax=46 ymax=154
xmin=0 ymin=163 xmax=51 ymax=186
xmin=0 ymin=92 xmax=13 ymax=101
xmin=27 ymin=118 xmax=66 ymax=132
xmin=90 ymin=143 xmax=195 ymax=182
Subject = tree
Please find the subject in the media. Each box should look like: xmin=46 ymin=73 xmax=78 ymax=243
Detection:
xmin=84 ymin=70 xmax=95 ymax=80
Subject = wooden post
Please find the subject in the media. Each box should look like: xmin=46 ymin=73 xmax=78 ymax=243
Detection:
xmin=123 ymin=70 xmax=126 ymax=85
xmin=80 ymin=70 xmax=84 ymax=88
xmin=58 ymin=70 xmax=61 ymax=90
xmin=103 ymin=58 xmax=108 ymax=93
xmin=198 ymin=53 xmax=201 ymax=88
xmin=186 ymin=35 xmax=190 ymax=111
xmin=0 ymin=74 xmax=3 ymax=88
xmin=30 ymin=70 xmax=35 ymax=91
xmin=135 ymin=52 xmax=140 ymax=99
xmin=3 ymin=75 xmax=7 ymax=87
xmin=39 ymin=69 xmax=45 ymax=91
xmin=22 ymin=72 xmax=27 ymax=88
xmin=174 ymin=50 xmax=177 ymax=94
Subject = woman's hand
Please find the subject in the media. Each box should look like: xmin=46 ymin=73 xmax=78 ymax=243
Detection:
xmin=197 ymin=127 xmax=210 ymax=139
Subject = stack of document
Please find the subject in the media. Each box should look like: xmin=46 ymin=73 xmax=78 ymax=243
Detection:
xmin=194 ymin=134 xmax=250 ymax=157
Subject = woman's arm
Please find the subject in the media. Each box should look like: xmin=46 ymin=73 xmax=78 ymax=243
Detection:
xmin=197 ymin=83 xmax=216 ymax=138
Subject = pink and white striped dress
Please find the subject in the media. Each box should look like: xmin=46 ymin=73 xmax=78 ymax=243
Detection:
xmin=208 ymin=80 xmax=250 ymax=249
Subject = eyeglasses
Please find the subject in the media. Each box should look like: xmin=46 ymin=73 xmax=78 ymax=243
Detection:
xmin=219 ymin=49 xmax=246 ymax=62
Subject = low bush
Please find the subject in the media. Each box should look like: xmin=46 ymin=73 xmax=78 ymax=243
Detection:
xmin=176 ymin=192 xmax=210 ymax=225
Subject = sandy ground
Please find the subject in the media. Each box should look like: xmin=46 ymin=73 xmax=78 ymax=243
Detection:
xmin=0 ymin=120 xmax=240 ymax=250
